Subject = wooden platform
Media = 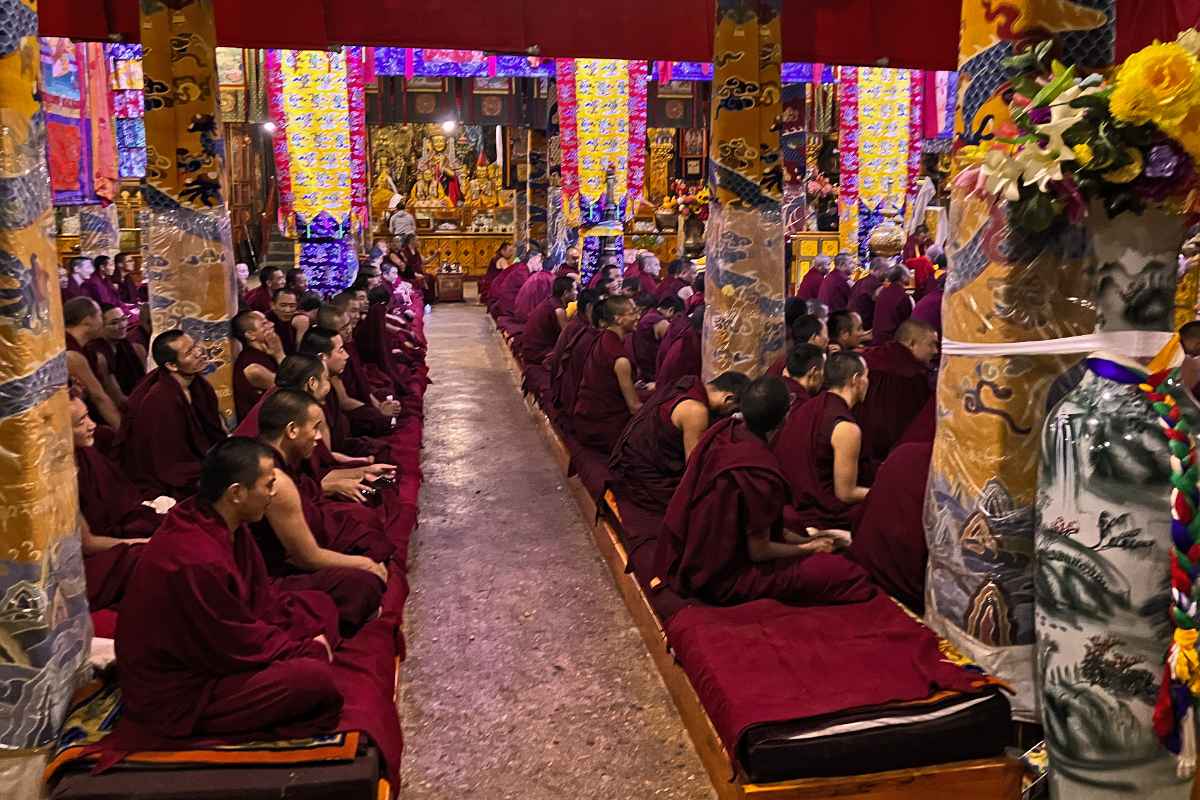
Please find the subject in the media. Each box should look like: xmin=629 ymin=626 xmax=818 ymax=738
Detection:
xmin=490 ymin=320 xmax=1024 ymax=800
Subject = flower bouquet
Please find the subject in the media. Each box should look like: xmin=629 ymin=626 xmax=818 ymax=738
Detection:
xmin=960 ymin=30 xmax=1200 ymax=236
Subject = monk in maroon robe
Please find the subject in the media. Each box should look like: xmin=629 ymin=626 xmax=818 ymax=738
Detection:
xmin=513 ymin=258 xmax=554 ymax=323
xmin=117 ymin=330 xmax=228 ymax=499
xmin=298 ymin=328 xmax=393 ymax=464
xmin=817 ymin=254 xmax=854 ymax=312
xmin=652 ymin=378 xmax=874 ymax=606
xmin=245 ymin=266 xmax=286 ymax=315
xmin=87 ymin=304 xmax=147 ymax=399
xmin=849 ymin=441 xmax=932 ymax=613
xmin=870 ymin=265 xmax=914 ymax=346
xmin=233 ymin=310 xmax=284 ymax=421
xmin=911 ymin=275 xmax=944 ymax=338
xmin=781 ymin=344 xmax=826 ymax=405
xmin=572 ymin=296 xmax=642 ymax=452
xmin=267 ymin=287 xmax=307 ymax=356
xmin=795 ymin=256 xmax=829 ymax=301
xmin=81 ymin=256 xmax=124 ymax=308
xmin=489 ymin=256 xmax=535 ymax=319
xmin=905 ymin=255 xmax=936 ymax=300
xmin=655 ymin=259 xmax=696 ymax=303
xmin=548 ymin=291 xmax=602 ymax=420
xmin=520 ymin=276 xmax=576 ymax=365
xmin=772 ymin=352 xmax=874 ymax=531
xmin=827 ymin=309 xmax=868 ymax=354
xmin=480 ymin=242 xmax=516 ymax=305
xmin=848 ymin=257 xmax=887 ymax=332
xmin=111 ymin=438 xmax=343 ymax=751
xmin=609 ymin=372 xmax=748 ymax=514
xmin=857 ymin=319 xmax=939 ymax=466
xmin=115 ymin=253 xmax=143 ymax=305
xmin=628 ymin=252 xmax=662 ymax=296
xmin=631 ymin=296 xmax=683 ymax=382
xmin=656 ymin=310 xmax=703 ymax=390
xmin=65 ymin=297 xmax=123 ymax=429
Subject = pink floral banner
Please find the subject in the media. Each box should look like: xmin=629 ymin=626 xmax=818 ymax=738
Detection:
xmin=837 ymin=66 xmax=860 ymax=258
xmin=346 ymin=46 xmax=368 ymax=231
xmin=907 ymin=72 xmax=925 ymax=208
xmin=626 ymin=60 xmax=649 ymax=216
xmin=264 ymin=49 xmax=294 ymax=234
xmin=555 ymin=59 xmax=579 ymax=219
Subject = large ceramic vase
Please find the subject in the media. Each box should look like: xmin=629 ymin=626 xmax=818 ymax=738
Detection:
xmin=1035 ymin=208 xmax=1191 ymax=799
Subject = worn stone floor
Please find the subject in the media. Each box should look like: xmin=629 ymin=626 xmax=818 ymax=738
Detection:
xmin=400 ymin=302 xmax=712 ymax=799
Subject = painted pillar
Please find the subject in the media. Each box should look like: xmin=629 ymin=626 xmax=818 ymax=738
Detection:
xmin=702 ymin=0 xmax=785 ymax=380
xmin=512 ymin=129 xmax=529 ymax=248
xmin=0 ymin=0 xmax=92 ymax=789
xmin=527 ymin=129 xmax=548 ymax=248
xmin=140 ymin=0 xmax=238 ymax=424
xmin=922 ymin=0 xmax=1115 ymax=720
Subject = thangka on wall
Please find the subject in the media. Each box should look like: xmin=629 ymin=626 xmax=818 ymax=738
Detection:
xmin=105 ymin=43 xmax=146 ymax=179
xmin=372 ymin=48 xmax=553 ymax=78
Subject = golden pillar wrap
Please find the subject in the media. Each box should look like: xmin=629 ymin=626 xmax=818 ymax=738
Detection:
xmin=527 ymin=129 xmax=548 ymax=247
xmin=922 ymin=0 xmax=1114 ymax=720
xmin=0 ymin=0 xmax=93 ymax=773
xmin=140 ymin=0 xmax=238 ymax=423
xmin=702 ymin=0 xmax=785 ymax=380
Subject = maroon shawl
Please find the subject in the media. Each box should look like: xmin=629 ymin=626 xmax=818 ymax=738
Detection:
xmin=548 ymin=320 xmax=600 ymax=417
xmin=268 ymin=311 xmax=298 ymax=355
xmin=513 ymin=271 xmax=554 ymax=323
xmin=911 ymin=288 xmax=943 ymax=338
xmin=631 ymin=309 xmax=665 ymax=382
xmin=233 ymin=346 xmax=279 ymax=422
xmin=520 ymin=296 xmax=564 ymax=366
xmin=655 ymin=324 xmax=701 ymax=390
xmin=870 ymin=283 xmax=913 ymax=345
xmin=572 ymin=329 xmax=632 ymax=452
xmin=858 ymin=341 xmax=932 ymax=466
xmin=817 ymin=269 xmax=851 ymax=312
xmin=772 ymin=392 xmax=860 ymax=531
xmin=655 ymin=276 xmax=687 ymax=303
xmin=489 ymin=263 xmax=529 ymax=317
xmin=795 ymin=267 xmax=825 ymax=301
xmin=76 ymin=445 xmax=162 ymax=538
xmin=82 ymin=274 xmax=123 ymax=307
xmin=87 ymin=337 xmax=146 ymax=395
xmin=847 ymin=273 xmax=882 ymax=330
xmin=243 ymin=284 xmax=273 ymax=314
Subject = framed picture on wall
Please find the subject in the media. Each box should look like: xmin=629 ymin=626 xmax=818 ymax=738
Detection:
xmin=683 ymin=158 xmax=704 ymax=179
xmin=405 ymin=76 xmax=446 ymax=93
xmin=658 ymin=80 xmax=694 ymax=99
xmin=681 ymin=128 xmax=706 ymax=158
xmin=473 ymin=77 xmax=512 ymax=95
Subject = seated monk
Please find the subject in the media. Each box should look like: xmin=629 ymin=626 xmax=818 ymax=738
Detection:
xmin=870 ymin=265 xmax=914 ymax=346
xmin=489 ymin=247 xmax=540 ymax=319
xmin=87 ymin=303 xmax=147 ymax=407
xmin=548 ymin=289 xmax=602 ymax=420
xmin=655 ymin=307 xmax=703 ymax=390
xmin=656 ymin=259 xmax=697 ymax=303
xmin=652 ymin=377 xmax=874 ymax=606
xmin=848 ymin=441 xmax=933 ymax=613
xmin=632 ymin=296 xmax=684 ymax=382
xmin=512 ymin=252 xmax=553 ymax=323
xmin=64 ymin=297 xmax=122 ymax=429
xmin=781 ymin=344 xmax=826 ymax=405
xmin=252 ymin=390 xmax=389 ymax=632
xmin=520 ymin=276 xmax=577 ymax=366
xmin=267 ymin=287 xmax=309 ymax=356
xmin=299 ymin=329 xmax=392 ymax=463
xmin=233 ymin=309 xmax=285 ymax=421
xmin=857 ymin=319 xmax=939 ymax=466
xmin=118 ymin=330 xmax=227 ymax=500
xmin=572 ymin=295 xmax=643 ymax=452
xmin=768 ymin=314 xmax=828 ymax=376
xmin=71 ymin=392 xmax=163 ymax=611
xmin=311 ymin=305 xmax=401 ymax=436
xmin=609 ymin=371 xmax=749 ymax=514
xmin=245 ymin=265 xmax=285 ymax=315
xmin=827 ymin=309 xmax=868 ymax=354
xmin=773 ymin=352 xmax=873 ymax=532
xmin=113 ymin=438 xmax=344 ymax=747
xmin=911 ymin=273 xmax=944 ymax=339
xmin=848 ymin=257 xmax=887 ymax=333
xmin=795 ymin=255 xmax=829 ymax=302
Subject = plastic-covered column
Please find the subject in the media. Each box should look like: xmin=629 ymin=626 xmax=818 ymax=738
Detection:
xmin=140 ymin=0 xmax=239 ymax=425
xmin=702 ymin=0 xmax=785 ymax=380
xmin=528 ymin=129 xmax=549 ymax=248
xmin=0 ymin=1 xmax=92 ymax=794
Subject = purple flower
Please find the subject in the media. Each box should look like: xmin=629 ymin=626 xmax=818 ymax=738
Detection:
xmin=1132 ymin=141 xmax=1196 ymax=203
xmin=1028 ymin=106 xmax=1052 ymax=125
xmin=1144 ymin=143 xmax=1182 ymax=179
xmin=1052 ymin=177 xmax=1086 ymax=224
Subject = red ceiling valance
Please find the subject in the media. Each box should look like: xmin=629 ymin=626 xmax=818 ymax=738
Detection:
xmin=35 ymin=0 xmax=1200 ymax=71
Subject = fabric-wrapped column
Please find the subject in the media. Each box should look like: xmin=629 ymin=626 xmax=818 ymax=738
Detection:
xmin=527 ymin=129 xmax=548 ymax=248
xmin=140 ymin=0 xmax=238 ymax=423
xmin=0 ymin=0 xmax=92 ymax=789
xmin=703 ymin=0 xmax=785 ymax=380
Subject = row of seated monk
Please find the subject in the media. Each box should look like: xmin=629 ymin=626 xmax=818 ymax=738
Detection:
xmin=488 ymin=249 xmax=941 ymax=615
xmin=62 ymin=275 xmax=427 ymax=754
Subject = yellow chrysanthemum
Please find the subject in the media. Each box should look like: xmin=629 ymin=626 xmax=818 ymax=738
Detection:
xmin=1166 ymin=106 xmax=1200 ymax=162
xmin=1111 ymin=42 xmax=1200 ymax=128
xmin=1072 ymin=143 xmax=1095 ymax=166
xmin=1103 ymin=148 xmax=1144 ymax=184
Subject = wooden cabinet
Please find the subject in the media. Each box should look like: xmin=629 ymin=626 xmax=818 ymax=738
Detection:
xmin=421 ymin=233 xmax=512 ymax=279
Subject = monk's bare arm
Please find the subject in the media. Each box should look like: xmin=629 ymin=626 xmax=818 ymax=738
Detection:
xmin=293 ymin=315 xmax=311 ymax=341
xmin=243 ymin=363 xmax=276 ymax=392
xmin=266 ymin=469 xmax=388 ymax=583
xmin=671 ymin=399 xmax=710 ymax=460
xmin=94 ymin=351 xmax=128 ymax=407
xmin=831 ymin=421 xmax=870 ymax=504
xmin=332 ymin=375 xmax=366 ymax=412
xmin=654 ymin=319 xmax=671 ymax=340
xmin=613 ymin=357 xmax=642 ymax=414
xmin=81 ymin=519 xmax=147 ymax=554
xmin=554 ymin=308 xmax=568 ymax=330
xmin=746 ymin=528 xmax=831 ymax=562
xmin=66 ymin=351 xmax=122 ymax=428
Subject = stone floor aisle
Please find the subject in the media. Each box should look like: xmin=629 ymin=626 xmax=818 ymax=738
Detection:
xmin=400 ymin=303 xmax=712 ymax=800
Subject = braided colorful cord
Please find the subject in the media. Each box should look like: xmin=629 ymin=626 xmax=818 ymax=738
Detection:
xmin=1144 ymin=367 xmax=1200 ymax=753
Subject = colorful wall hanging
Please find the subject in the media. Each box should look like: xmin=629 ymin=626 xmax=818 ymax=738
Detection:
xmin=140 ymin=0 xmax=239 ymax=423
xmin=0 ymin=0 xmax=91 ymax=772
xmin=653 ymin=61 xmax=836 ymax=84
xmin=372 ymin=48 xmax=553 ymax=78
xmin=703 ymin=0 xmax=785 ymax=380
xmin=106 ymin=43 xmax=146 ymax=179
xmin=41 ymin=38 xmax=94 ymax=205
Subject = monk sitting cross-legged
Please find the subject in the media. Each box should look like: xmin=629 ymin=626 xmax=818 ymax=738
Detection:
xmin=781 ymin=344 xmax=826 ymax=406
xmin=86 ymin=303 xmax=146 ymax=408
xmin=232 ymin=309 xmax=285 ymax=422
xmin=64 ymin=297 xmax=122 ymax=429
xmin=652 ymin=377 xmax=874 ymax=606
xmin=631 ymin=295 xmax=684 ymax=383
xmin=773 ymin=352 xmax=874 ymax=534
xmin=857 ymin=318 xmax=939 ymax=467
xmin=267 ymin=287 xmax=309 ymax=356
xmin=548 ymin=289 xmax=602 ymax=423
xmin=520 ymin=276 xmax=577 ymax=366
xmin=118 ymin=330 xmax=227 ymax=500
xmin=252 ymin=390 xmax=389 ymax=633
xmin=112 ymin=438 xmax=344 ymax=748
xmin=299 ymin=328 xmax=393 ymax=465
xmin=609 ymin=371 xmax=749 ymax=514
xmin=572 ymin=295 xmax=644 ymax=453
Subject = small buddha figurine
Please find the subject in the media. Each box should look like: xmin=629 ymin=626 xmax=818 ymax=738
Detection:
xmin=465 ymin=160 xmax=493 ymax=209
xmin=370 ymin=167 xmax=399 ymax=225
xmin=409 ymin=169 xmax=448 ymax=209
xmin=485 ymin=163 xmax=504 ymax=209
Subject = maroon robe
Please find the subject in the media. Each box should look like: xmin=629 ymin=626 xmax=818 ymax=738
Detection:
xmin=353 ymin=303 xmax=410 ymax=399
xmin=858 ymin=341 xmax=932 ymax=466
xmin=847 ymin=273 xmax=883 ymax=331
xmin=897 ymin=395 xmax=936 ymax=446
xmin=117 ymin=368 xmax=227 ymax=499
xmin=631 ymin=309 xmax=665 ymax=381
xmin=82 ymin=274 xmax=123 ymax=307
xmin=86 ymin=337 xmax=146 ymax=396
xmin=111 ymin=498 xmax=342 ymax=748
xmin=549 ymin=320 xmax=600 ymax=418
xmin=513 ymin=271 xmax=554 ymax=322
xmin=869 ymin=283 xmax=913 ymax=346
xmin=268 ymin=311 xmax=298 ymax=355
xmin=609 ymin=376 xmax=707 ymax=514
xmin=233 ymin=346 xmax=279 ymax=422
xmin=636 ymin=272 xmax=659 ymax=296
xmin=911 ymin=288 xmax=943 ymax=338
xmin=119 ymin=275 xmax=144 ymax=305
xmin=655 ymin=323 xmax=701 ymax=390
xmin=772 ymin=392 xmax=865 ymax=531
xmin=244 ymin=284 xmax=273 ymax=314
xmin=795 ymin=267 xmax=826 ymax=301
xmin=61 ymin=277 xmax=85 ymax=303
xmin=76 ymin=444 xmax=162 ymax=610
xmin=480 ymin=255 xmax=504 ymax=303
xmin=489 ymin=263 xmax=530 ymax=318
xmin=782 ymin=377 xmax=812 ymax=405
xmin=653 ymin=417 xmax=873 ymax=606
xmin=655 ymin=314 xmax=692 ymax=376
xmin=66 ymin=331 xmax=100 ymax=375
xmin=905 ymin=256 xmax=936 ymax=299
xmin=520 ymin=296 xmax=564 ymax=365
xmin=849 ymin=442 xmax=932 ymax=613
xmin=655 ymin=276 xmax=687 ymax=303
xmin=572 ymin=329 xmax=634 ymax=452
xmin=817 ymin=269 xmax=852 ymax=312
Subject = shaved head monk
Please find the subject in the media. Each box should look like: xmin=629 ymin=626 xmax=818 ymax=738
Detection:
xmin=870 ymin=265 xmax=914 ymax=346
xmin=548 ymin=289 xmax=602 ymax=423
xmin=848 ymin=256 xmax=889 ymax=332
xmin=268 ymin=287 xmax=309 ymax=355
xmin=782 ymin=344 xmax=826 ymax=404
xmin=298 ymin=328 xmax=388 ymax=463
xmin=632 ymin=295 xmax=684 ymax=382
xmin=768 ymin=313 xmax=828 ymax=376
xmin=252 ymin=390 xmax=389 ymax=632
xmin=513 ymin=251 xmax=553 ymax=322
xmin=827 ymin=309 xmax=867 ymax=353
xmin=656 ymin=259 xmax=697 ymax=303
xmin=795 ymin=255 xmax=829 ymax=302
xmin=652 ymin=376 xmax=874 ymax=606
xmin=246 ymin=266 xmax=286 ymax=314
xmin=91 ymin=304 xmax=147 ymax=399
xmin=609 ymin=371 xmax=749 ymax=514
xmin=817 ymin=252 xmax=854 ymax=312
xmin=233 ymin=309 xmax=285 ymax=421
xmin=64 ymin=297 xmax=122 ymax=429
xmin=773 ymin=352 xmax=873 ymax=533
xmin=113 ymin=438 xmax=343 ymax=748
xmin=857 ymin=318 xmax=938 ymax=466
xmin=118 ymin=330 xmax=227 ymax=499
xmin=520 ymin=276 xmax=577 ymax=365
xmin=572 ymin=295 xmax=643 ymax=452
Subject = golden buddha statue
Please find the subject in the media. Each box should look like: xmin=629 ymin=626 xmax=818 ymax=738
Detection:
xmin=485 ymin=162 xmax=505 ymax=209
xmin=420 ymin=131 xmax=462 ymax=206
xmin=408 ymin=169 xmax=449 ymax=208
xmin=370 ymin=167 xmax=400 ymax=227
xmin=465 ymin=161 xmax=495 ymax=209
